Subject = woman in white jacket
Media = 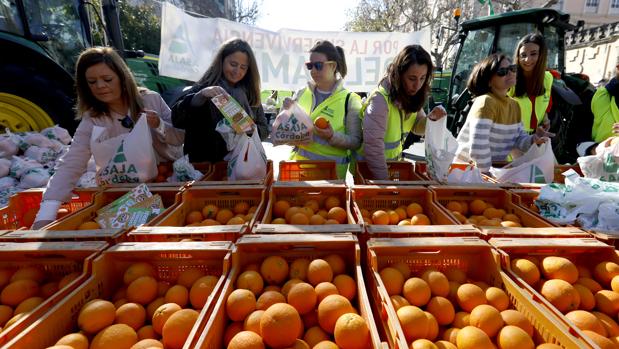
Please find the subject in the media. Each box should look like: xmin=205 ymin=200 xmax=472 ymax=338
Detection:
xmin=32 ymin=47 xmax=184 ymax=228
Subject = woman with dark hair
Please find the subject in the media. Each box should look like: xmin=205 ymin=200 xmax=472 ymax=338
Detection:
xmin=455 ymin=53 xmax=547 ymax=173
xmin=32 ymin=47 xmax=184 ymax=228
xmin=281 ymin=40 xmax=362 ymax=179
xmin=171 ymin=38 xmax=268 ymax=162
xmin=509 ymin=33 xmax=553 ymax=134
xmin=357 ymin=44 xmax=446 ymax=180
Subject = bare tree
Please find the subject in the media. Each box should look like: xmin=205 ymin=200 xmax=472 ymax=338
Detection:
xmin=233 ymin=0 xmax=261 ymax=25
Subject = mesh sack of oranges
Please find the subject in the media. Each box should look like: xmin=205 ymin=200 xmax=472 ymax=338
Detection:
xmin=270 ymin=102 xmax=314 ymax=146
xmin=271 ymin=195 xmax=348 ymax=225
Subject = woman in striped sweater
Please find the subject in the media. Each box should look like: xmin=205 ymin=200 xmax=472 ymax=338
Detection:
xmin=455 ymin=53 xmax=549 ymax=173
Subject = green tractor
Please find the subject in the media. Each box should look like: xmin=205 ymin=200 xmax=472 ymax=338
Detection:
xmin=440 ymin=8 xmax=594 ymax=164
xmin=0 ymin=0 xmax=186 ymax=133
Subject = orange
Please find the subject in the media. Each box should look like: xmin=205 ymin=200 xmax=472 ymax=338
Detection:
xmin=303 ymin=310 xmax=319 ymax=328
xmin=200 ymin=218 xmax=219 ymax=226
xmin=185 ymin=211 xmax=203 ymax=225
xmin=190 ymin=275 xmax=218 ymax=309
xmin=445 ymin=269 xmax=467 ymax=284
xmin=40 ymin=282 xmax=59 ymax=298
xmin=315 ymin=282 xmax=339 ymax=303
xmin=147 ymin=297 xmax=165 ymax=320
xmin=285 ymin=339 xmax=310 ymax=349
xmin=452 ymin=211 xmax=467 ymax=224
xmin=379 ymin=267 xmax=404 ymax=296
xmin=264 ymin=285 xmax=280 ymax=292
xmin=482 ymin=207 xmax=502 ymax=219
xmin=424 ymin=311 xmax=439 ymax=341
xmin=396 ymin=305 xmax=428 ymax=341
xmin=411 ymin=339 xmax=438 ymax=349
xmin=285 ymin=207 xmax=302 ymax=222
xmin=136 ymin=325 xmax=157 ymax=340
xmin=387 ymin=210 xmax=399 ymax=225
xmin=390 ymin=295 xmax=410 ymax=311
xmin=0 ymin=305 xmax=12 ymax=327
xmin=214 ymin=208 xmax=234 ymax=224
xmin=300 ymin=206 xmax=314 ymax=218
xmin=236 ymin=270 xmax=264 ymax=295
xmin=426 ymin=296 xmax=455 ymax=325
xmin=274 ymin=200 xmax=291 ymax=218
xmin=496 ymin=325 xmax=534 ymax=349
xmin=55 ymin=333 xmax=89 ymax=349
xmin=469 ymin=200 xmax=487 ymax=215
xmin=390 ymin=261 xmax=411 ymax=279
xmin=594 ymin=261 xmax=619 ymax=286
xmin=227 ymin=289 xmax=257 ymax=322
xmin=308 ymin=259 xmax=333 ymax=286
xmin=77 ymin=299 xmax=116 ymax=334
xmin=309 ymin=214 xmax=326 ymax=225
xmin=287 ymin=282 xmax=317 ymax=315
xmin=256 ymin=290 xmax=286 ymax=311
xmin=327 ymin=207 xmax=347 ymax=224
xmin=398 ymin=220 xmax=411 ymax=226
xmin=304 ymin=326 xmax=330 ymax=348
xmin=234 ymin=201 xmax=250 ymax=214
xmin=162 ymin=309 xmax=199 ymax=349
xmin=228 ymin=216 xmax=246 ymax=225
xmin=90 ymin=323 xmax=138 ymax=349
xmin=313 ymin=341 xmax=339 ymax=349
xmin=565 ymin=310 xmax=607 ymax=336
xmin=10 ymin=266 xmax=45 ymax=283
xmin=536 ymin=345 xmax=563 ymax=349
xmin=152 ymin=302 xmax=181 ymax=335
xmin=446 ymin=201 xmax=462 ymax=214
xmin=435 ymin=340 xmax=457 ymax=349
xmin=131 ymin=339 xmax=164 ymax=349
xmin=325 ymin=219 xmax=340 ymax=225
xmin=574 ymin=284 xmax=595 ymax=311
xmin=443 ymin=327 xmax=459 ymax=344
xmin=315 ymin=116 xmax=330 ymax=129
xmin=469 ymin=304 xmax=503 ymax=337
xmin=500 ymin=309 xmax=534 ymax=336
xmin=459 ymin=201 xmax=469 ymax=215
xmin=317 ymin=294 xmax=355 ymax=333
xmin=333 ymin=274 xmax=356 ymax=301
xmin=324 ymin=254 xmax=346 ymax=276
xmin=1 ymin=279 xmax=38 ymax=306
xmin=371 ymin=210 xmax=389 ymax=225
xmin=502 ymin=213 xmax=521 ymax=223
xmin=305 ymin=199 xmax=320 ymax=213
xmin=402 ymin=277 xmax=431 ymax=307
xmin=281 ymin=279 xmax=303 ymax=297
xmin=201 ymin=204 xmax=218 ymax=219
xmin=124 ymin=263 xmax=156 ymax=285
xmin=261 ymin=256 xmax=289 ymax=285
xmin=260 ymin=303 xmax=303 ymax=348
xmin=14 ymin=296 xmax=43 ymax=315
xmin=541 ymin=256 xmax=579 ymax=283
xmin=127 ymin=276 xmax=158 ymax=305
xmin=115 ymin=302 xmax=146 ymax=330
xmin=227 ymin=330 xmax=265 ymax=349
xmin=333 ymin=313 xmax=370 ymax=349
xmin=540 ymin=279 xmax=580 ymax=313
xmin=406 ymin=203 xmax=423 ymax=217
xmin=224 ymin=322 xmax=245 ymax=347
xmin=577 ymin=265 xmax=592 ymax=279
xmin=290 ymin=212 xmax=310 ymax=225
xmin=594 ymin=290 xmax=619 ymax=317
xmin=422 ymin=269 xmax=449 ymax=297
xmin=394 ymin=207 xmax=407 ymax=220
xmin=593 ymin=311 xmax=619 ymax=336
xmin=272 ymin=217 xmax=287 ymax=224
xmin=582 ymin=330 xmax=617 ymax=349
xmin=324 ymin=196 xmax=341 ymax=210
xmin=456 ymin=283 xmax=487 ymax=312
xmin=177 ymin=268 xmax=205 ymax=288
xmin=4 ymin=312 xmax=25 ymax=329
xmin=456 ymin=326 xmax=494 ymax=349
xmin=77 ymin=221 xmax=100 ymax=230
xmin=289 ymin=258 xmax=310 ymax=281
xmin=58 ymin=272 xmax=81 ymax=290
xmin=477 ymin=219 xmax=501 ymax=226
xmin=511 ymin=258 xmax=541 ymax=286
xmin=453 ymin=311 xmax=470 ymax=328
xmin=411 ymin=213 xmax=431 ymax=225
xmin=244 ymin=309 xmax=264 ymax=335
xmin=485 ymin=287 xmax=509 ymax=311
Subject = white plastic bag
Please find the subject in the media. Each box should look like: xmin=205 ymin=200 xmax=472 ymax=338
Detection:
xmin=577 ymin=138 xmax=619 ymax=182
xmin=24 ymin=145 xmax=60 ymax=164
xmin=424 ymin=117 xmax=458 ymax=182
xmin=490 ymin=141 xmax=555 ymax=183
xmin=77 ymin=171 xmax=97 ymax=188
xmin=0 ymin=134 xmax=18 ymax=159
xmin=270 ymin=102 xmax=314 ymax=146
xmin=41 ymin=125 xmax=72 ymax=145
xmin=23 ymin=133 xmax=64 ymax=152
xmin=167 ymin=155 xmax=203 ymax=182
xmin=447 ymin=166 xmax=485 ymax=184
xmin=19 ymin=167 xmax=50 ymax=189
xmin=0 ymin=177 xmax=17 ymax=190
xmin=0 ymin=158 xmax=11 ymax=178
xmin=97 ymin=116 xmax=158 ymax=185
xmin=9 ymin=156 xmax=41 ymax=178
xmin=226 ymin=128 xmax=267 ymax=180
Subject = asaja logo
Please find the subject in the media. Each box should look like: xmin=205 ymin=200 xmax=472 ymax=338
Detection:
xmin=277 ymin=114 xmax=309 ymax=133
xmin=168 ymin=22 xmax=199 ymax=73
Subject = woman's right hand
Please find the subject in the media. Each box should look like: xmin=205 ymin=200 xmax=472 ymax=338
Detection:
xmin=200 ymin=86 xmax=227 ymax=99
xmin=281 ymin=97 xmax=294 ymax=110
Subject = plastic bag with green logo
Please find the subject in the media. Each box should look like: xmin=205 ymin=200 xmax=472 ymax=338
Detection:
xmin=270 ymin=102 xmax=313 ymax=146
xmin=577 ymin=138 xmax=619 ymax=182
xmin=490 ymin=141 xmax=555 ymax=184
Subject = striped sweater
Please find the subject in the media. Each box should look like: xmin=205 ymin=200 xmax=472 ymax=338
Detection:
xmin=455 ymin=92 xmax=533 ymax=172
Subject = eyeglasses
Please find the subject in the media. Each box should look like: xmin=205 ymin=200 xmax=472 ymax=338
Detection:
xmin=305 ymin=61 xmax=335 ymax=71
xmin=496 ymin=64 xmax=518 ymax=77
xmin=119 ymin=115 xmax=134 ymax=129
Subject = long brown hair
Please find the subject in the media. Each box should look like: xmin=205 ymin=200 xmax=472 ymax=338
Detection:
xmin=513 ymin=32 xmax=548 ymax=97
xmin=310 ymin=40 xmax=347 ymax=78
xmin=196 ymin=38 xmax=261 ymax=107
xmin=75 ymin=47 xmax=143 ymax=119
xmin=467 ymin=53 xmax=509 ymax=97
xmin=385 ymin=45 xmax=433 ymax=114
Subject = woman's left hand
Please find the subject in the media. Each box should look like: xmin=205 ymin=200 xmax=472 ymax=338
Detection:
xmin=143 ymin=109 xmax=161 ymax=128
xmin=314 ymin=123 xmax=334 ymax=140
xmin=427 ymin=105 xmax=447 ymax=121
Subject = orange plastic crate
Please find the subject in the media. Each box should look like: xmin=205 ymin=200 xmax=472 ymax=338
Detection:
xmin=415 ymin=161 xmax=499 ymax=183
xmin=554 ymin=164 xmax=582 ymax=184
xmin=490 ymin=237 xmax=619 ymax=349
xmin=0 ymin=189 xmax=98 ymax=229
xmin=0 ymin=228 xmax=127 ymax=243
xmin=4 ymin=241 xmax=232 ymax=349
xmin=430 ymin=186 xmax=556 ymax=228
xmin=354 ymin=161 xmax=434 ymax=185
xmin=366 ymin=236 xmax=594 ymax=349
xmin=254 ymin=182 xmax=362 ymax=234
xmin=194 ymin=233 xmax=385 ymax=349
xmin=479 ymin=226 xmax=592 ymax=240
xmin=151 ymin=185 xmax=266 ymax=236
xmin=43 ymin=186 xmax=183 ymax=230
xmin=278 ymin=160 xmax=338 ymax=181
xmin=194 ymin=160 xmax=273 ymax=186
xmin=0 ymin=241 xmax=108 ymax=347
xmin=128 ymin=225 xmax=240 ymax=242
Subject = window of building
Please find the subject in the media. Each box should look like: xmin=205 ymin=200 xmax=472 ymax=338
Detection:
xmin=611 ymin=0 xmax=619 ymax=14
xmin=585 ymin=0 xmax=599 ymax=13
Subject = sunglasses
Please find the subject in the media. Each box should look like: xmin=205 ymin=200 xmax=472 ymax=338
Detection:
xmin=496 ymin=64 xmax=518 ymax=77
xmin=305 ymin=61 xmax=335 ymax=71
xmin=119 ymin=115 xmax=134 ymax=129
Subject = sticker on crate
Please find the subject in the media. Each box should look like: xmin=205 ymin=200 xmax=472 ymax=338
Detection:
xmin=272 ymin=196 xmax=346 ymax=225
xmin=48 ymin=261 xmax=217 ymax=349
xmin=224 ymin=255 xmax=371 ymax=349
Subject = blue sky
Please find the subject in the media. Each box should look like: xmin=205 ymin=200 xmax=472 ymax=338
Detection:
xmin=254 ymin=0 xmax=360 ymax=32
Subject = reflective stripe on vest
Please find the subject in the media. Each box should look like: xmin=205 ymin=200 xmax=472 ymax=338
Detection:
xmin=510 ymin=71 xmax=553 ymax=133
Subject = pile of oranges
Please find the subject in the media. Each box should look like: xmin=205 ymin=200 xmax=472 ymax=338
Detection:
xmin=378 ymin=264 xmax=559 ymax=349
xmin=0 ymin=266 xmax=80 ymax=334
xmin=511 ymin=253 xmax=619 ymax=347
xmin=442 ymin=200 xmax=524 ymax=227
xmin=271 ymin=196 xmax=348 ymax=225
xmin=359 ymin=202 xmax=431 ymax=226
xmin=184 ymin=201 xmax=257 ymax=227
xmin=46 ymin=262 xmax=217 ymax=349
xmin=225 ymin=255 xmax=371 ymax=349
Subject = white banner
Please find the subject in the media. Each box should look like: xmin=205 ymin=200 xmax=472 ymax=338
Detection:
xmin=159 ymin=3 xmax=431 ymax=92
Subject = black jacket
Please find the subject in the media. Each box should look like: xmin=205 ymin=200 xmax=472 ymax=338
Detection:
xmin=170 ymin=84 xmax=268 ymax=162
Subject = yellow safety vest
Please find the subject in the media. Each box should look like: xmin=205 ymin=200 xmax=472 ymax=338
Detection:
xmin=290 ymin=86 xmax=358 ymax=179
xmin=591 ymin=86 xmax=619 ymax=143
xmin=356 ymin=85 xmax=417 ymax=161
xmin=509 ymin=71 xmax=553 ymax=133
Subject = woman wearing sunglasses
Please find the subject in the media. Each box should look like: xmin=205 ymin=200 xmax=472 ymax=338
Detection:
xmin=171 ymin=38 xmax=268 ymax=162
xmin=32 ymin=47 xmax=184 ymax=229
xmin=455 ymin=53 xmax=547 ymax=173
xmin=356 ymin=45 xmax=446 ymax=180
xmin=281 ymin=40 xmax=362 ymax=179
